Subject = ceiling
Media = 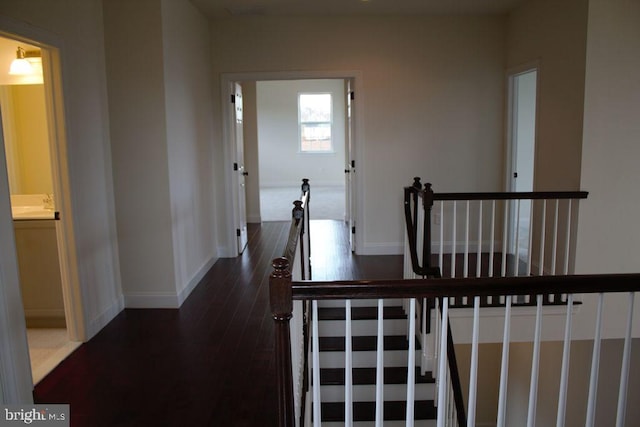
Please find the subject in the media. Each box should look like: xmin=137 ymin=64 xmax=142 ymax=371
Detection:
xmin=189 ymin=0 xmax=528 ymax=19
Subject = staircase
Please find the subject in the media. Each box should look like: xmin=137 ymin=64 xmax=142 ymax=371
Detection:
xmin=314 ymin=298 xmax=437 ymax=426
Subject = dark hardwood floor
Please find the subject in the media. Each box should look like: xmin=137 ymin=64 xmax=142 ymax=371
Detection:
xmin=33 ymin=220 xmax=403 ymax=426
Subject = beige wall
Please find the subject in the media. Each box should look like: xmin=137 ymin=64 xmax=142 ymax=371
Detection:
xmin=210 ymin=15 xmax=506 ymax=254
xmin=3 ymin=85 xmax=53 ymax=194
xmin=457 ymin=339 xmax=640 ymax=426
xmin=506 ymin=0 xmax=589 ymax=191
xmin=575 ymin=0 xmax=640 ymax=275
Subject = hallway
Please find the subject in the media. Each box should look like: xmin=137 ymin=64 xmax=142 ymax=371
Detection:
xmin=33 ymin=220 xmax=402 ymax=426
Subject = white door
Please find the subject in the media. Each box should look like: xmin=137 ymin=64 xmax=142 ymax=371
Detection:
xmin=507 ymin=69 xmax=537 ymax=268
xmin=346 ymin=79 xmax=356 ymax=252
xmin=233 ymin=83 xmax=249 ymax=254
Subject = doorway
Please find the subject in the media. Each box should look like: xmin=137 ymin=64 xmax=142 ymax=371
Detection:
xmin=507 ymin=68 xmax=538 ymax=272
xmin=0 ymin=34 xmax=81 ymax=385
xmin=254 ymin=79 xmax=347 ymax=223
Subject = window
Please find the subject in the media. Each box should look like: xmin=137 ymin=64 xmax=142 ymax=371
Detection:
xmin=299 ymin=93 xmax=332 ymax=152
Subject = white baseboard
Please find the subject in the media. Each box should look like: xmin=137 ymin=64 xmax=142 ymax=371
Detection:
xmin=357 ymin=242 xmax=403 ymax=256
xmin=176 ymin=257 xmax=216 ymax=306
xmin=86 ymin=294 xmax=124 ymax=339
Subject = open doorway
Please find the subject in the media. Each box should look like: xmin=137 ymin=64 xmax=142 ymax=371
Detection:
xmin=507 ymin=67 xmax=538 ymax=273
xmin=0 ymin=34 xmax=81 ymax=385
xmin=253 ymin=79 xmax=347 ymax=222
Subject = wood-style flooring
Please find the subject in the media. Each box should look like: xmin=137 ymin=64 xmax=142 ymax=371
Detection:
xmin=33 ymin=220 xmax=403 ymax=426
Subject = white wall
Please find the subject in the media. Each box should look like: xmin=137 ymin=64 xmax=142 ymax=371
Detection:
xmin=161 ymin=0 xmax=218 ymax=303
xmin=0 ymin=0 xmax=124 ymax=401
xmin=211 ymin=15 xmax=506 ymax=254
xmin=104 ymin=0 xmax=218 ymax=307
xmin=257 ymin=79 xmax=346 ymax=188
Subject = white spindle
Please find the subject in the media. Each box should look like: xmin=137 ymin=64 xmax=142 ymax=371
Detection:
xmin=489 ymin=200 xmax=496 ymax=278
xmin=515 ymin=200 xmax=521 ymax=277
xmin=376 ymin=299 xmax=384 ymax=427
xmin=421 ymin=298 xmax=427 ymax=376
xmin=312 ymin=300 xmax=321 ymax=426
xmin=616 ymin=292 xmax=635 ymax=427
xmin=563 ymin=200 xmax=573 ymax=275
xmin=586 ymin=293 xmax=604 ymax=427
xmin=551 ymin=200 xmax=559 ymax=275
xmin=468 ymin=295 xmax=480 ymax=427
xmin=527 ymin=199 xmax=534 ymax=276
xmin=477 ymin=201 xmax=483 ymax=278
xmin=464 ymin=200 xmax=470 ymax=279
xmin=436 ymin=297 xmax=449 ymax=427
xmin=556 ymin=294 xmax=574 ymax=427
xmin=526 ymin=294 xmax=543 ymax=427
xmin=452 ymin=201 xmax=457 ymax=278
xmin=502 ymin=201 xmax=508 ymax=278
xmin=345 ymin=300 xmax=353 ymax=427
xmin=497 ymin=295 xmax=512 ymax=427
xmin=539 ymin=200 xmax=547 ymax=275
xmin=439 ymin=202 xmax=444 ymax=272
xmin=406 ymin=298 xmax=417 ymax=427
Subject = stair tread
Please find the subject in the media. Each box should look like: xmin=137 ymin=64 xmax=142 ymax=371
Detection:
xmin=318 ymin=306 xmax=407 ymax=321
xmin=320 ymin=400 xmax=435 ymax=421
xmin=320 ymin=367 xmax=434 ymax=385
xmin=319 ymin=335 xmax=421 ymax=352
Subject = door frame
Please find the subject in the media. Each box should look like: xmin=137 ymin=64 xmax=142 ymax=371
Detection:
xmin=0 ymin=18 xmax=85 ymax=401
xmin=505 ymin=63 xmax=540 ymax=260
xmin=220 ymin=70 xmax=364 ymax=257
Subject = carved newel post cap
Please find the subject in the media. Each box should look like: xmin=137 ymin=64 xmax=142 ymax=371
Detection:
xmin=412 ymin=177 xmax=422 ymax=189
xmin=270 ymin=257 xmax=292 ymax=320
xmin=292 ymin=200 xmax=304 ymax=220
xmin=301 ymin=178 xmax=310 ymax=192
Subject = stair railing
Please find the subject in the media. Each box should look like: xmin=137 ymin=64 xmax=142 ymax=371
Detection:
xmin=403 ymin=178 xmax=590 ymax=426
xmin=271 ymin=179 xmax=311 ymax=427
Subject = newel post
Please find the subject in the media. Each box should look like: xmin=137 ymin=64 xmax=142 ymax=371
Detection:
xmin=270 ymin=257 xmax=295 ymax=427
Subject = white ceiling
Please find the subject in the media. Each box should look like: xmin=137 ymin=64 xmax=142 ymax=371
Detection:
xmin=189 ymin=0 xmax=527 ymax=19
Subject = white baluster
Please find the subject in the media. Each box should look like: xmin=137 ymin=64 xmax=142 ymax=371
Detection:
xmin=586 ymin=293 xmax=604 ymax=427
xmin=436 ymin=297 xmax=449 ymax=427
xmin=406 ymin=298 xmax=417 ymax=427
xmin=527 ymin=294 xmax=543 ymax=427
xmin=440 ymin=202 xmax=444 ymax=272
xmin=452 ymin=201 xmax=457 ymax=278
xmin=515 ymin=199 xmax=521 ymax=277
xmin=556 ymin=294 xmax=574 ymax=427
xmin=376 ymin=299 xmax=385 ymax=427
xmin=345 ymin=300 xmax=353 ymax=427
xmin=616 ymin=292 xmax=635 ymax=427
xmin=464 ymin=200 xmax=470 ymax=280
xmin=489 ymin=200 xmax=496 ymax=279
xmin=502 ymin=201 xmax=508 ymax=278
xmin=563 ymin=200 xmax=573 ymax=275
xmin=551 ymin=199 xmax=559 ymax=275
xmin=477 ymin=200 xmax=483 ymax=278
xmin=527 ymin=199 xmax=534 ymax=276
xmin=468 ymin=295 xmax=480 ymax=427
xmin=497 ymin=295 xmax=512 ymax=427
xmin=312 ymin=300 xmax=321 ymax=426
xmin=539 ymin=200 xmax=547 ymax=275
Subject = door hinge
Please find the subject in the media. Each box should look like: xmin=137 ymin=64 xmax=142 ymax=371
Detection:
xmin=233 ymin=162 xmax=239 ymax=171
xmin=351 ymin=226 xmax=356 ymax=234
xmin=350 ymin=91 xmax=355 ymax=100
xmin=351 ymin=160 xmax=355 ymax=168
xmin=236 ymin=228 xmax=241 ymax=237
xmin=231 ymin=94 xmax=236 ymax=104
xmin=513 ymin=172 xmax=518 ymax=178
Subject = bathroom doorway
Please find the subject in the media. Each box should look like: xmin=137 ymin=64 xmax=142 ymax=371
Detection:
xmin=0 ymin=34 xmax=81 ymax=384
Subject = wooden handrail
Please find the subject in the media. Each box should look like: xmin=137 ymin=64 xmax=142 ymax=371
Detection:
xmin=290 ymin=273 xmax=640 ymax=300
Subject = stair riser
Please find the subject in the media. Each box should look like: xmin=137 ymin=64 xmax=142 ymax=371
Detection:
xmin=318 ymin=319 xmax=408 ymax=337
xmin=318 ymin=299 xmax=405 ymax=308
xmin=318 ymin=383 xmax=434 ymax=402
xmin=318 ymin=350 xmax=421 ymax=368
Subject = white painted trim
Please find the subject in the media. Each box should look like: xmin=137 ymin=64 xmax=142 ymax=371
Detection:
xmin=176 ymin=257 xmax=216 ymax=306
xmin=124 ymin=292 xmax=181 ymax=309
xmin=358 ymin=242 xmax=404 ymax=256
xmin=220 ymin=70 xmax=365 ymax=256
xmin=85 ymin=295 xmax=125 ymax=339
xmin=247 ymin=214 xmax=262 ymax=223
